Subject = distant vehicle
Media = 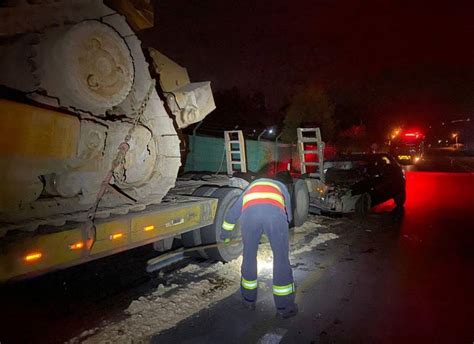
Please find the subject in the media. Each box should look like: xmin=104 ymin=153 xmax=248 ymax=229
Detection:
xmin=390 ymin=130 xmax=425 ymax=165
xmin=308 ymin=153 xmax=406 ymax=215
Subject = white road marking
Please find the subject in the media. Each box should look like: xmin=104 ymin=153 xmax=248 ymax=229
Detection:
xmin=258 ymin=328 xmax=288 ymax=344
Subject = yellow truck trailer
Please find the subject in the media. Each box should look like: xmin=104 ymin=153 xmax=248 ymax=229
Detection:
xmin=0 ymin=0 xmax=243 ymax=282
xmin=0 ymin=178 xmax=247 ymax=282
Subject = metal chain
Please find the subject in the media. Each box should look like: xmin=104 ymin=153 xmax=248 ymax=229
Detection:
xmin=87 ymin=79 xmax=156 ymax=222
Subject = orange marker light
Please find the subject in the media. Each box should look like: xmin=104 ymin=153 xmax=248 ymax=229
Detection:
xmin=110 ymin=233 xmax=123 ymax=240
xmin=24 ymin=252 xmax=42 ymax=263
xmin=68 ymin=242 xmax=84 ymax=250
xmin=144 ymin=225 xmax=155 ymax=232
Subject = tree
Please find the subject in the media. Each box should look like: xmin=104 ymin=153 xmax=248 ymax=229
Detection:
xmin=281 ymin=86 xmax=336 ymax=143
xmin=337 ymin=124 xmax=368 ymax=153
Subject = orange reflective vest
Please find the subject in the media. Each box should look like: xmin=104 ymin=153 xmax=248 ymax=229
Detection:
xmin=222 ymin=179 xmax=292 ymax=234
xmin=242 ymin=181 xmax=285 ymax=210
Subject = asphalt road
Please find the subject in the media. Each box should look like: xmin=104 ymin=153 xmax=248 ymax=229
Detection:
xmin=406 ymin=148 xmax=474 ymax=173
xmin=153 ymin=151 xmax=474 ymax=343
xmin=0 ymin=151 xmax=473 ymax=343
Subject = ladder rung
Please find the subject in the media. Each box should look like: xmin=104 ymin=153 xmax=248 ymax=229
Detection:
xmin=225 ymin=130 xmax=247 ymax=174
xmin=303 ymin=150 xmax=319 ymax=154
xmin=299 ymin=138 xmax=318 ymax=143
xmin=298 ymin=128 xmax=318 ymax=132
xmin=303 ymin=162 xmax=319 ymax=166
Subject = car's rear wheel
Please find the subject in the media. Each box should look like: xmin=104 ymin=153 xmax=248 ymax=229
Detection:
xmin=394 ymin=189 xmax=406 ymax=208
xmin=355 ymin=193 xmax=371 ymax=217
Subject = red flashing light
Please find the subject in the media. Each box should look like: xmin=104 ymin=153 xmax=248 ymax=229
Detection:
xmin=402 ymin=130 xmax=423 ymax=139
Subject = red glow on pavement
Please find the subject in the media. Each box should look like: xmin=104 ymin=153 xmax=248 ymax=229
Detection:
xmin=372 ymin=199 xmax=395 ymax=213
xmin=399 ymin=171 xmax=474 ymax=252
xmin=371 ymin=170 xmax=474 ymax=340
xmin=403 ymin=171 xmax=473 ymax=217
xmin=373 ymin=171 xmax=474 ymax=217
xmin=394 ymin=171 xmax=474 ymax=340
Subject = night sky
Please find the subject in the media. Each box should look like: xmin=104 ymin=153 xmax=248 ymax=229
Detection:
xmin=142 ymin=0 xmax=474 ymax=132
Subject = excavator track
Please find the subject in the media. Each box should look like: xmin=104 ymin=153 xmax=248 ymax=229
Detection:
xmin=0 ymin=1 xmax=216 ymax=235
xmin=0 ymin=176 xmax=232 ymax=237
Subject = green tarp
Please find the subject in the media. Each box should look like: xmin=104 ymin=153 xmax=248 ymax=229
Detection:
xmin=184 ymin=134 xmax=295 ymax=173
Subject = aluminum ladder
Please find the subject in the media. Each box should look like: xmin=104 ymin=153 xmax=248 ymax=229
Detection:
xmin=224 ymin=130 xmax=247 ymax=175
xmin=297 ymin=127 xmax=325 ymax=182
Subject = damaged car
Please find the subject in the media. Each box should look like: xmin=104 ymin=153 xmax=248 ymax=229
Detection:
xmin=306 ymin=153 xmax=406 ymax=216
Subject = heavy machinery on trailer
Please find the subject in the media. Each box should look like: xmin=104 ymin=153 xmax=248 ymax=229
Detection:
xmin=0 ymin=0 xmax=244 ymax=282
xmin=0 ymin=0 xmax=217 ymax=232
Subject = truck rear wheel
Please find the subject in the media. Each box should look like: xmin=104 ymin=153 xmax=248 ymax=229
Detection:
xmin=200 ymin=187 xmax=243 ymax=262
xmin=275 ymin=172 xmax=309 ymax=227
xmin=292 ymin=179 xmax=310 ymax=227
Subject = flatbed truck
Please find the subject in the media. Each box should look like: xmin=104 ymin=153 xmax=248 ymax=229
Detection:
xmin=1 ymin=131 xmax=310 ymax=282
xmin=0 ymin=176 xmax=245 ymax=282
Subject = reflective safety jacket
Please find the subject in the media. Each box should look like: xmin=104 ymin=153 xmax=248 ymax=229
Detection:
xmin=222 ymin=178 xmax=292 ymax=233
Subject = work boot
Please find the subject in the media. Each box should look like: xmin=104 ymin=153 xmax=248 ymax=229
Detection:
xmin=276 ymin=303 xmax=298 ymax=319
xmin=241 ymin=298 xmax=256 ymax=311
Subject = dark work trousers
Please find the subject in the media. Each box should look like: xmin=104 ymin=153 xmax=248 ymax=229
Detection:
xmin=239 ymin=205 xmax=295 ymax=310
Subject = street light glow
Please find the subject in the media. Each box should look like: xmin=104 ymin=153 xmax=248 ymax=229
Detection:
xmin=452 ymin=133 xmax=459 ymax=148
xmin=390 ymin=127 xmax=401 ymax=140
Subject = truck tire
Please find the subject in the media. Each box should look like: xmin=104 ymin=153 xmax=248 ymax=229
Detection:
xmin=182 ymin=186 xmax=219 ymax=258
xmin=200 ymin=187 xmax=243 ymax=262
xmin=275 ymin=172 xmax=309 ymax=227
xmin=292 ymin=179 xmax=310 ymax=227
xmin=355 ymin=193 xmax=371 ymax=217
